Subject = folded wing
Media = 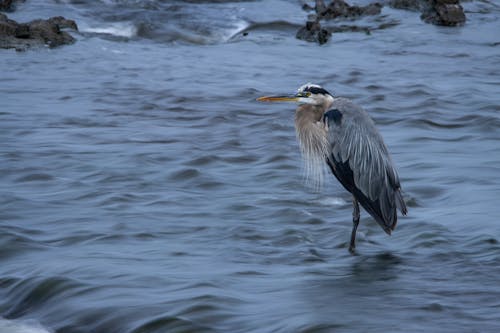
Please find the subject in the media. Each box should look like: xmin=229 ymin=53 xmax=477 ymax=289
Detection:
xmin=323 ymin=100 xmax=407 ymax=234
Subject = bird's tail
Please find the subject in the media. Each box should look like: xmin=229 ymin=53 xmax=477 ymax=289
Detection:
xmin=384 ymin=189 xmax=407 ymax=233
xmin=395 ymin=189 xmax=407 ymax=216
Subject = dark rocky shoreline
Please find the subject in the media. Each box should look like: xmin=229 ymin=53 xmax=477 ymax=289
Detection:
xmin=297 ymin=0 xmax=466 ymax=44
xmin=0 ymin=0 xmax=468 ymax=49
xmin=1 ymin=0 xmax=78 ymax=50
xmin=0 ymin=14 xmax=78 ymax=51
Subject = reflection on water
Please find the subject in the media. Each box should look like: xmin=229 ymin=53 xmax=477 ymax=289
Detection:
xmin=1 ymin=0 xmax=500 ymax=332
xmin=350 ymin=252 xmax=402 ymax=280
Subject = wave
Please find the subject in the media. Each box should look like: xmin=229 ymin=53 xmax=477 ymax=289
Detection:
xmin=0 ymin=318 xmax=52 ymax=333
xmin=80 ymin=22 xmax=138 ymax=38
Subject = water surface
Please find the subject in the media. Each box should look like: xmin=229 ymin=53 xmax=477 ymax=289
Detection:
xmin=1 ymin=0 xmax=500 ymax=332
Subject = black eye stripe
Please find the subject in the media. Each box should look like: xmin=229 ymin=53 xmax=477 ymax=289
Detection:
xmin=303 ymin=86 xmax=331 ymax=95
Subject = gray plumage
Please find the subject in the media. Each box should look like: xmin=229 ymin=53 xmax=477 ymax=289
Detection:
xmin=257 ymin=83 xmax=407 ymax=252
xmin=324 ymin=98 xmax=407 ymax=235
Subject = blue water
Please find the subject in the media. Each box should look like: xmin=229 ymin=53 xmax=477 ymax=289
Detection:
xmin=1 ymin=0 xmax=500 ymax=332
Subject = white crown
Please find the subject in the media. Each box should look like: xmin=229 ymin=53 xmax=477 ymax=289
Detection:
xmin=297 ymin=83 xmax=323 ymax=93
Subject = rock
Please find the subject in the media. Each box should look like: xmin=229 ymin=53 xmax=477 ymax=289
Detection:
xmin=296 ymin=17 xmax=331 ymax=45
xmin=302 ymin=3 xmax=315 ymax=12
xmin=49 ymin=16 xmax=78 ymax=31
xmin=298 ymin=0 xmax=465 ymax=45
xmin=0 ymin=14 xmax=78 ymax=51
xmin=0 ymin=13 xmax=18 ymax=36
xmin=388 ymin=0 xmax=466 ymax=26
xmin=317 ymin=0 xmax=382 ymax=19
xmin=363 ymin=3 xmax=384 ymax=15
xmin=315 ymin=0 xmax=328 ymax=14
xmin=388 ymin=0 xmax=425 ymax=11
xmin=436 ymin=0 xmax=461 ymax=4
xmin=0 ymin=0 xmax=24 ymax=12
xmin=297 ymin=0 xmax=383 ymax=44
xmin=421 ymin=0 xmax=465 ymax=26
xmin=0 ymin=0 xmax=12 ymax=11
xmin=329 ymin=25 xmax=371 ymax=34
xmin=435 ymin=4 xmax=466 ymax=25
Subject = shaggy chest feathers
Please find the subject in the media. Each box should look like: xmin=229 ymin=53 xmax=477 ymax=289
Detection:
xmin=294 ymin=106 xmax=330 ymax=188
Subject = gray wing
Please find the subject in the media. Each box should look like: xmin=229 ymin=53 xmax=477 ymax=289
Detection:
xmin=324 ymin=98 xmax=407 ymax=234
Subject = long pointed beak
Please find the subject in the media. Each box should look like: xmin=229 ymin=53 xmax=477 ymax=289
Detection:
xmin=256 ymin=95 xmax=299 ymax=102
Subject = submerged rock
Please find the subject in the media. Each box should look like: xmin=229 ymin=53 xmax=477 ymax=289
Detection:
xmin=0 ymin=14 xmax=78 ymax=51
xmin=388 ymin=0 xmax=425 ymax=11
xmin=297 ymin=0 xmax=383 ymax=44
xmin=421 ymin=0 xmax=466 ymax=26
xmin=296 ymin=16 xmax=331 ymax=45
xmin=302 ymin=2 xmax=315 ymax=12
xmin=315 ymin=0 xmax=382 ymax=19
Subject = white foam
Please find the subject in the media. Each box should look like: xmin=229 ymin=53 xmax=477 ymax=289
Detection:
xmin=81 ymin=22 xmax=138 ymax=38
xmin=0 ymin=318 xmax=52 ymax=333
xmin=223 ymin=20 xmax=250 ymax=42
xmin=317 ymin=197 xmax=348 ymax=206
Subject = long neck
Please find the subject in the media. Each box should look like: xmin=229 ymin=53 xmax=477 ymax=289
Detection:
xmin=294 ymin=105 xmax=329 ymax=187
xmin=294 ymin=105 xmax=328 ymax=156
xmin=294 ymin=94 xmax=334 ymax=123
xmin=295 ymin=104 xmax=324 ymax=124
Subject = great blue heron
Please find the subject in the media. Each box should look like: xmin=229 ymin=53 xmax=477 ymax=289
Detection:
xmin=257 ymin=83 xmax=407 ymax=252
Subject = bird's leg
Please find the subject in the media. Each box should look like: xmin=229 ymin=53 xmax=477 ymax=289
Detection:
xmin=349 ymin=196 xmax=360 ymax=254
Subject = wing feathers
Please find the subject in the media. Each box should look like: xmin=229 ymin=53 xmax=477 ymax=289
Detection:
xmin=324 ymin=101 xmax=406 ymax=232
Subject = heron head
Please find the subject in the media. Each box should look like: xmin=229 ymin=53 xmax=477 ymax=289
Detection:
xmin=257 ymin=83 xmax=334 ymax=107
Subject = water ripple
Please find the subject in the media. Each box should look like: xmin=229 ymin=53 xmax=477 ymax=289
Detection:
xmin=1 ymin=1 xmax=500 ymax=333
